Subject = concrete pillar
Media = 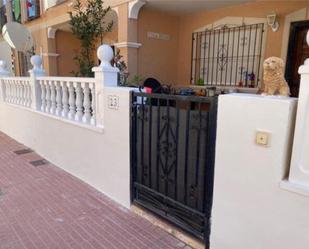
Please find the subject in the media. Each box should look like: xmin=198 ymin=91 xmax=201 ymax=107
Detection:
xmin=29 ymin=55 xmax=45 ymax=110
xmin=92 ymin=44 xmax=119 ymax=128
xmin=38 ymin=27 xmax=58 ymax=76
xmin=114 ymin=1 xmax=144 ymax=80
xmin=288 ymin=31 xmax=309 ymax=189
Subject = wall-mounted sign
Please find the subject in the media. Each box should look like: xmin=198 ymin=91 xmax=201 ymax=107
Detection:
xmin=108 ymin=95 xmax=119 ymax=110
xmin=147 ymin=32 xmax=170 ymax=41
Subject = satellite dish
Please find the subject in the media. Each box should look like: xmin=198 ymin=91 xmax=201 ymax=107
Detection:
xmin=2 ymin=22 xmax=33 ymax=52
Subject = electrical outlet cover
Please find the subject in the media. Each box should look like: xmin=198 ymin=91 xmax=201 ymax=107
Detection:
xmin=256 ymin=131 xmax=270 ymax=146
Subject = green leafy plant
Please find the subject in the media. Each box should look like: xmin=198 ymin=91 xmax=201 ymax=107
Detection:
xmin=128 ymin=75 xmax=144 ymax=87
xmin=68 ymin=0 xmax=113 ymax=77
xmin=196 ymin=78 xmax=205 ymax=86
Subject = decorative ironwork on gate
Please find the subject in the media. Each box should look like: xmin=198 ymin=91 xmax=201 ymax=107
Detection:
xmin=191 ymin=23 xmax=265 ymax=88
xmin=131 ymin=92 xmax=217 ymax=247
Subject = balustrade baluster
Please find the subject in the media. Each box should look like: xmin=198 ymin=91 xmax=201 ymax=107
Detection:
xmin=21 ymin=80 xmax=26 ymax=106
xmin=18 ymin=80 xmax=22 ymax=104
xmin=40 ymin=80 xmax=46 ymax=111
xmin=16 ymin=80 xmax=19 ymax=104
xmin=55 ymin=81 xmax=62 ymax=116
xmin=5 ymin=81 xmax=10 ymax=102
xmin=10 ymin=80 xmax=14 ymax=103
xmin=13 ymin=80 xmax=17 ymax=104
xmin=68 ymin=82 xmax=76 ymax=120
xmin=90 ymin=84 xmax=96 ymax=125
xmin=82 ymin=83 xmax=91 ymax=124
xmin=45 ymin=80 xmax=51 ymax=113
xmin=17 ymin=80 xmax=22 ymax=104
xmin=22 ymin=81 xmax=27 ymax=106
xmin=27 ymin=82 xmax=33 ymax=107
xmin=50 ymin=81 xmax=57 ymax=114
xmin=8 ymin=81 xmax=12 ymax=103
xmin=14 ymin=80 xmax=18 ymax=104
xmin=4 ymin=81 xmax=7 ymax=102
xmin=75 ymin=82 xmax=83 ymax=122
xmin=26 ymin=81 xmax=30 ymax=107
xmin=61 ymin=82 xmax=69 ymax=118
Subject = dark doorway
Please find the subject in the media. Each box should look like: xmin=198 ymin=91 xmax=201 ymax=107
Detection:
xmin=285 ymin=20 xmax=309 ymax=97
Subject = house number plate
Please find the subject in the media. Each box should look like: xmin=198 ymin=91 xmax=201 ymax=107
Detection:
xmin=108 ymin=95 xmax=119 ymax=110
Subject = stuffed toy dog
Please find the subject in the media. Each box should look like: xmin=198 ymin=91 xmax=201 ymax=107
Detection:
xmin=262 ymin=56 xmax=290 ymax=96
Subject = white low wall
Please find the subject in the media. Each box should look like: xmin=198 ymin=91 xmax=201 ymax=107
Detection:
xmin=0 ymin=86 xmax=132 ymax=208
xmin=210 ymin=94 xmax=309 ymax=249
xmin=288 ymin=61 xmax=309 ymax=190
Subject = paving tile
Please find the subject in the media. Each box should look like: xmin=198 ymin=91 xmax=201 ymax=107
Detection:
xmin=0 ymin=132 xmax=190 ymax=249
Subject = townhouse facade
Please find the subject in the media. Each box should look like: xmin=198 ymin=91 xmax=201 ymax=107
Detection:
xmin=1 ymin=0 xmax=309 ymax=96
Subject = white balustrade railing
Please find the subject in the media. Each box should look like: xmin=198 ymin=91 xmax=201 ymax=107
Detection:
xmin=0 ymin=44 xmax=119 ymax=129
xmin=1 ymin=77 xmax=32 ymax=108
xmin=37 ymin=77 xmax=96 ymax=125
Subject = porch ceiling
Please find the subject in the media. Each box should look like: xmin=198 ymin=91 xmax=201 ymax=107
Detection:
xmin=143 ymin=0 xmax=256 ymax=15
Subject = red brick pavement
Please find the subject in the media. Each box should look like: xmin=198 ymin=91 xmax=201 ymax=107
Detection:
xmin=0 ymin=132 xmax=191 ymax=249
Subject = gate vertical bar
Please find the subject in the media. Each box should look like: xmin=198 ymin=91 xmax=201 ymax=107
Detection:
xmin=203 ymin=97 xmax=218 ymax=248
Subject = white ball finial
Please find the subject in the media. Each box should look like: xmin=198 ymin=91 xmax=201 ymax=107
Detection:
xmin=30 ymin=55 xmax=45 ymax=76
xmin=31 ymin=55 xmax=42 ymax=69
xmin=306 ymin=30 xmax=309 ymax=47
xmin=0 ymin=60 xmax=10 ymax=76
xmin=0 ymin=60 xmax=7 ymax=69
xmin=97 ymin=45 xmax=114 ymax=68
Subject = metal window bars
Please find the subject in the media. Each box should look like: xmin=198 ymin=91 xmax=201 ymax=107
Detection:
xmin=191 ymin=23 xmax=265 ymax=88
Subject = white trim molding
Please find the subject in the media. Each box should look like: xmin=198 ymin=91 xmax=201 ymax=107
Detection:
xmin=41 ymin=53 xmax=60 ymax=57
xmin=280 ymin=180 xmax=309 ymax=198
xmin=47 ymin=27 xmax=57 ymax=39
xmin=128 ymin=0 xmax=146 ymax=19
xmin=112 ymin=6 xmax=119 ymax=19
xmin=114 ymin=42 xmax=142 ymax=48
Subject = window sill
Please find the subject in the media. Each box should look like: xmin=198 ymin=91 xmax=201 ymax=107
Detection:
xmin=25 ymin=16 xmax=41 ymax=23
xmin=280 ymin=180 xmax=309 ymax=198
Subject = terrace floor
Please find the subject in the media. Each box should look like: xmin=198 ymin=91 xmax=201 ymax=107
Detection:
xmin=0 ymin=132 xmax=191 ymax=249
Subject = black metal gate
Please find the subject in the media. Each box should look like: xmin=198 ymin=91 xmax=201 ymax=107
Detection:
xmin=131 ymin=92 xmax=217 ymax=246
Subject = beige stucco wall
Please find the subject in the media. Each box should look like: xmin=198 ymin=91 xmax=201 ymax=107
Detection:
xmin=21 ymin=0 xmax=118 ymax=76
xmin=176 ymin=0 xmax=309 ymax=85
xmin=137 ymin=8 xmax=179 ymax=85
xmin=9 ymin=0 xmax=309 ymax=82
xmin=55 ymin=28 xmax=117 ymax=77
xmin=55 ymin=30 xmax=81 ymax=76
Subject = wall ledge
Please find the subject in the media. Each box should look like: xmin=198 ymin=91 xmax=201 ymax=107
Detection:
xmin=280 ymin=179 xmax=309 ymax=198
xmin=114 ymin=42 xmax=142 ymax=49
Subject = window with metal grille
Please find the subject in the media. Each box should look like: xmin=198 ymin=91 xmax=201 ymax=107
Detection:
xmin=18 ymin=51 xmax=32 ymax=76
xmin=191 ymin=23 xmax=265 ymax=88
